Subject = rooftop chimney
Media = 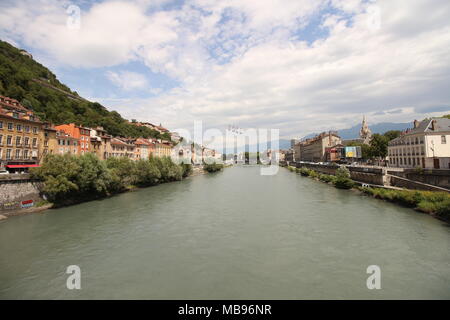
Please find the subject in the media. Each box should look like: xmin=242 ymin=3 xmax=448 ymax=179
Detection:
xmin=431 ymin=119 xmax=437 ymax=131
xmin=413 ymin=120 xmax=419 ymax=128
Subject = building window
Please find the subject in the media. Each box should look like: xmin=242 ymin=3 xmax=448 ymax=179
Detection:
xmin=32 ymin=127 xmax=38 ymax=134
xmin=7 ymin=135 xmax=12 ymax=145
xmin=442 ymin=135 xmax=447 ymax=144
xmin=16 ymin=124 xmax=22 ymax=131
xmin=32 ymin=138 xmax=37 ymax=147
xmin=6 ymin=149 xmax=11 ymax=159
xmin=24 ymin=150 xmax=29 ymax=159
xmin=7 ymin=123 xmax=13 ymax=130
xmin=24 ymin=137 xmax=29 ymax=146
xmin=25 ymin=125 xmax=30 ymax=133
xmin=0 ymin=121 xmax=3 ymax=129
xmin=0 ymin=135 xmax=2 ymax=145
xmin=16 ymin=136 xmax=21 ymax=146
xmin=15 ymin=149 xmax=21 ymax=159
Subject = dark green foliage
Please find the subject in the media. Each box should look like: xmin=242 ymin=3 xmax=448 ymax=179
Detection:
xmin=181 ymin=163 xmax=193 ymax=178
xmin=383 ymin=130 xmax=401 ymax=141
xmin=105 ymin=157 xmax=138 ymax=190
xmin=334 ymin=167 xmax=354 ymax=189
xmin=319 ymin=173 xmax=337 ymax=184
xmin=346 ymin=131 xmax=400 ymax=160
xmin=204 ymin=162 xmax=224 ymax=173
xmin=135 ymin=159 xmax=161 ymax=186
xmin=30 ymin=154 xmax=190 ymax=206
xmin=369 ymin=134 xmax=389 ymax=158
xmin=30 ymin=153 xmax=111 ymax=204
xmin=360 ymin=187 xmax=450 ymax=220
xmin=0 ymin=40 xmax=165 ymax=139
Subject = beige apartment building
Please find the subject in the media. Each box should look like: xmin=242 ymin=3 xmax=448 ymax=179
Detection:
xmin=299 ymin=131 xmax=342 ymax=162
xmin=154 ymin=140 xmax=172 ymax=157
xmin=0 ymin=95 xmax=42 ymax=170
xmin=38 ymin=123 xmax=58 ymax=162
xmin=90 ymin=126 xmax=112 ymax=160
xmin=134 ymin=138 xmax=151 ymax=160
xmin=111 ymin=138 xmax=135 ymax=159
xmin=56 ymin=130 xmax=79 ymax=155
xmin=388 ymin=118 xmax=450 ymax=169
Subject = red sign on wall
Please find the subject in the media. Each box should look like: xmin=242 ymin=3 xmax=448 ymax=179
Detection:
xmin=21 ymin=200 xmax=34 ymax=208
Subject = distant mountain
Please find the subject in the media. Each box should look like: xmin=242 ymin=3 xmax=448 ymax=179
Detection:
xmin=301 ymin=122 xmax=412 ymax=140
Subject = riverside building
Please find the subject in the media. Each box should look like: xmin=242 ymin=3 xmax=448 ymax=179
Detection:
xmin=55 ymin=123 xmax=91 ymax=154
xmin=0 ymin=95 xmax=42 ymax=171
xmin=299 ymin=131 xmax=342 ymax=162
xmin=388 ymin=118 xmax=450 ymax=169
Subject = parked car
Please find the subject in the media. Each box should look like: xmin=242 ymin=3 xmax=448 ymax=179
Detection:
xmin=0 ymin=170 xmax=9 ymax=175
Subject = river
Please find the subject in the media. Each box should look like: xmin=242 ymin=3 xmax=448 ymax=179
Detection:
xmin=0 ymin=166 xmax=449 ymax=299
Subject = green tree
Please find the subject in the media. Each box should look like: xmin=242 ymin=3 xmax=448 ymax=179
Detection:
xmin=135 ymin=159 xmax=161 ymax=186
xmin=30 ymin=154 xmax=81 ymax=204
xmin=181 ymin=163 xmax=193 ymax=178
xmin=204 ymin=162 xmax=224 ymax=173
xmin=383 ymin=130 xmax=401 ymax=141
xmin=369 ymin=134 xmax=389 ymax=158
xmin=74 ymin=153 xmax=111 ymax=197
xmin=334 ymin=167 xmax=354 ymax=189
xmin=105 ymin=157 xmax=137 ymax=189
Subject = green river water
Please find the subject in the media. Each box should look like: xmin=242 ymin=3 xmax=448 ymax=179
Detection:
xmin=0 ymin=166 xmax=449 ymax=299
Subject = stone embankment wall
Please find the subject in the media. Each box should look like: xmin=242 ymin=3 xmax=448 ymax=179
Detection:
xmin=388 ymin=175 xmax=450 ymax=192
xmin=295 ymin=163 xmax=385 ymax=186
xmin=291 ymin=162 xmax=450 ymax=192
xmin=388 ymin=169 xmax=450 ymax=190
xmin=0 ymin=174 xmax=42 ymax=213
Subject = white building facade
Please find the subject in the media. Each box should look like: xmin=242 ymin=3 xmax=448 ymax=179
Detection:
xmin=388 ymin=118 xmax=450 ymax=169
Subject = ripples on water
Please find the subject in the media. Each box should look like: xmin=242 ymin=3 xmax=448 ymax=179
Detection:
xmin=0 ymin=166 xmax=449 ymax=299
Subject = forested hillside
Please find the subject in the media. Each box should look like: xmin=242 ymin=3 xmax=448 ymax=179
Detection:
xmin=0 ymin=40 xmax=167 ymax=139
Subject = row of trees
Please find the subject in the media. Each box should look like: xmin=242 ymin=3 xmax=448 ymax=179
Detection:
xmin=0 ymin=40 xmax=169 ymax=140
xmin=203 ymin=162 xmax=224 ymax=173
xmin=294 ymin=166 xmax=354 ymax=189
xmin=30 ymin=154 xmax=192 ymax=206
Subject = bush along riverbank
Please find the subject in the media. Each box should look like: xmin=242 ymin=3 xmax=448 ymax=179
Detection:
xmin=286 ymin=165 xmax=450 ymax=221
xmin=203 ymin=162 xmax=224 ymax=173
xmin=30 ymin=153 xmax=192 ymax=207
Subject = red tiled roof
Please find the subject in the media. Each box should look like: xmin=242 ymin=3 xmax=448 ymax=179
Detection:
xmin=0 ymin=95 xmax=30 ymax=112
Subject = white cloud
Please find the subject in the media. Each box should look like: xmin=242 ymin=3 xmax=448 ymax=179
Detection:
xmin=105 ymin=71 xmax=149 ymax=91
xmin=1 ymin=0 xmax=450 ymax=138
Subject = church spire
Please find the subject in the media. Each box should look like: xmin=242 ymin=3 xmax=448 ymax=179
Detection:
xmin=359 ymin=115 xmax=372 ymax=144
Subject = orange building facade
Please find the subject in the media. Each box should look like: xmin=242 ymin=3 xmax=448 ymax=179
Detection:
xmin=54 ymin=123 xmax=91 ymax=154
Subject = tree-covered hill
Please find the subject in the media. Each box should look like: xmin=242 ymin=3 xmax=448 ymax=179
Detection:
xmin=0 ymin=40 xmax=167 ymax=139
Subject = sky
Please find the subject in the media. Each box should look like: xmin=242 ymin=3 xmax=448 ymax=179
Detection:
xmin=1 ymin=0 xmax=450 ymax=140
